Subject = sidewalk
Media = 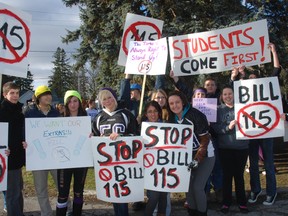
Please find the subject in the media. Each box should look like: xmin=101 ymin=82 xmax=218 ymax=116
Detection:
xmin=0 ymin=188 xmax=287 ymax=216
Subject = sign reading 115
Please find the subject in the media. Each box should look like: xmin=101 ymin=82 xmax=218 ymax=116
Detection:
xmin=103 ymin=181 xmax=131 ymax=198
xmin=150 ymin=167 xmax=179 ymax=188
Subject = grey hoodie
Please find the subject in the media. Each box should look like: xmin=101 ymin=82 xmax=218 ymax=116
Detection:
xmin=211 ymin=103 xmax=249 ymax=150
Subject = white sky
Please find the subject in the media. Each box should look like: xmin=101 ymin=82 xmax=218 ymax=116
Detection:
xmin=0 ymin=0 xmax=81 ymax=88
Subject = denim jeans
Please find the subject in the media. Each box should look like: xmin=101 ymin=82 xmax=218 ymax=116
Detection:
xmin=113 ymin=203 xmax=129 ymax=216
xmin=249 ymin=138 xmax=277 ymax=197
xmin=6 ymin=169 xmax=23 ymax=216
xmin=219 ymin=148 xmax=248 ymax=206
xmin=206 ymin=139 xmax=222 ymax=192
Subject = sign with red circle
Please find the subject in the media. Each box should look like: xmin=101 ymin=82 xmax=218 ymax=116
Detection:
xmin=99 ymin=168 xmax=112 ymax=182
xmin=143 ymin=153 xmax=154 ymax=168
xmin=118 ymin=13 xmax=164 ymax=66
xmin=0 ymin=8 xmax=31 ymax=64
xmin=237 ymin=102 xmax=280 ymax=138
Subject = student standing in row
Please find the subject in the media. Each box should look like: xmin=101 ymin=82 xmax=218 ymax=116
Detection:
xmin=167 ymin=90 xmax=215 ymax=216
xmin=141 ymin=101 xmax=167 ymax=216
xmin=56 ymin=90 xmax=89 ymax=216
xmin=211 ymin=85 xmax=249 ymax=214
xmin=0 ymin=82 xmax=25 ymax=216
xmin=23 ymin=85 xmax=60 ymax=216
xmin=92 ymin=87 xmax=138 ymax=216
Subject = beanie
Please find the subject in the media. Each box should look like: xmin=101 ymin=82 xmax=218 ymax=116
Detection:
xmin=35 ymin=85 xmax=51 ymax=98
xmin=130 ymin=83 xmax=142 ymax=91
xmin=100 ymin=87 xmax=118 ymax=101
xmin=64 ymin=90 xmax=82 ymax=105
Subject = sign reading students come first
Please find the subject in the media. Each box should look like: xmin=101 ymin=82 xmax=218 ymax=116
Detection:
xmin=0 ymin=3 xmax=31 ymax=78
xmin=118 ymin=13 xmax=164 ymax=66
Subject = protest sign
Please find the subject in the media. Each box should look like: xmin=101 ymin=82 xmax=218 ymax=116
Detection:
xmin=234 ymin=77 xmax=284 ymax=139
xmin=192 ymin=98 xmax=217 ymax=122
xmin=91 ymin=136 xmax=144 ymax=203
xmin=141 ymin=122 xmax=193 ymax=192
xmin=118 ymin=13 xmax=163 ymax=66
xmin=124 ymin=38 xmax=168 ymax=75
xmin=0 ymin=123 xmax=8 ymax=191
xmin=0 ymin=3 xmax=31 ymax=77
xmin=25 ymin=116 xmax=93 ymax=171
xmin=169 ymin=19 xmax=270 ymax=76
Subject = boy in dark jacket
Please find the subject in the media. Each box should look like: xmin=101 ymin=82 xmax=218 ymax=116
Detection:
xmin=0 ymin=82 xmax=25 ymax=216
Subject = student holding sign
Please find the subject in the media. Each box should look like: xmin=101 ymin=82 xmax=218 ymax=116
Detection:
xmin=92 ymin=87 xmax=139 ymax=216
xmin=0 ymin=82 xmax=25 ymax=216
xmin=23 ymin=85 xmax=60 ymax=216
xmin=56 ymin=90 xmax=89 ymax=216
xmin=167 ymin=91 xmax=215 ymax=216
xmin=230 ymin=43 xmax=280 ymax=206
xmin=211 ymin=85 xmax=249 ymax=213
xmin=140 ymin=101 xmax=168 ymax=216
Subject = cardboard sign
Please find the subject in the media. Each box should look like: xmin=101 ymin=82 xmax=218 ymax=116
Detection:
xmin=25 ymin=117 xmax=93 ymax=171
xmin=234 ymin=77 xmax=284 ymax=139
xmin=124 ymin=38 xmax=168 ymax=75
xmin=91 ymin=136 xmax=144 ymax=203
xmin=118 ymin=13 xmax=164 ymax=66
xmin=0 ymin=123 xmax=8 ymax=191
xmin=169 ymin=20 xmax=270 ymax=76
xmin=0 ymin=3 xmax=31 ymax=77
xmin=141 ymin=122 xmax=193 ymax=192
xmin=192 ymin=98 xmax=217 ymax=122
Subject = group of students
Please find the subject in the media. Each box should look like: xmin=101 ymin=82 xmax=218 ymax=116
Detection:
xmin=0 ymin=42 xmax=284 ymax=216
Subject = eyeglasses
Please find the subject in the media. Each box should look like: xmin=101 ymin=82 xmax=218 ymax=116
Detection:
xmin=155 ymin=96 xmax=166 ymax=100
xmin=147 ymin=110 xmax=159 ymax=114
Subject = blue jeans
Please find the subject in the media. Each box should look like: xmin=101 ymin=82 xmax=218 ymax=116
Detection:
xmin=206 ymin=139 xmax=222 ymax=192
xmin=6 ymin=169 xmax=23 ymax=216
xmin=113 ymin=203 xmax=129 ymax=216
xmin=249 ymin=138 xmax=276 ymax=196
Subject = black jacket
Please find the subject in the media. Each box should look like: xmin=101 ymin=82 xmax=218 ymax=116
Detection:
xmin=0 ymin=99 xmax=25 ymax=170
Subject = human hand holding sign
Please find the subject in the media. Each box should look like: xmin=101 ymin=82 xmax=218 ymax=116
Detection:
xmin=228 ymin=120 xmax=237 ymax=130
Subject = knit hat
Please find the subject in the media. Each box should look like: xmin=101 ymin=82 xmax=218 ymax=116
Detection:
xmin=35 ymin=85 xmax=51 ymax=98
xmin=64 ymin=90 xmax=82 ymax=105
xmin=130 ymin=83 xmax=142 ymax=91
xmin=99 ymin=87 xmax=118 ymax=101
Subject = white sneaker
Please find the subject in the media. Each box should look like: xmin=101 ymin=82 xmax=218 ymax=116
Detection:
xmin=263 ymin=193 xmax=277 ymax=205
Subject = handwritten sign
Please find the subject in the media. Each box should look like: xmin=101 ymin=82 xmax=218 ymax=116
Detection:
xmin=0 ymin=123 xmax=8 ymax=191
xmin=193 ymin=98 xmax=217 ymax=122
xmin=169 ymin=19 xmax=270 ymax=76
xmin=118 ymin=13 xmax=164 ymax=66
xmin=124 ymin=38 xmax=168 ymax=75
xmin=234 ymin=77 xmax=284 ymax=139
xmin=0 ymin=3 xmax=31 ymax=77
xmin=91 ymin=136 xmax=144 ymax=203
xmin=25 ymin=117 xmax=93 ymax=171
xmin=141 ymin=122 xmax=193 ymax=192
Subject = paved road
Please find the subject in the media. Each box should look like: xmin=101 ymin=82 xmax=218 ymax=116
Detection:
xmin=0 ymin=188 xmax=288 ymax=216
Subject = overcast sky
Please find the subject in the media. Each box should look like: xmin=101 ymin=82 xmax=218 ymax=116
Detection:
xmin=0 ymin=0 xmax=81 ymax=88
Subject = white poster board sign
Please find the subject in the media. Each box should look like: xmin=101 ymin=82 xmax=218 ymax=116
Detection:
xmin=234 ymin=77 xmax=284 ymax=139
xmin=193 ymin=98 xmax=217 ymax=122
xmin=141 ymin=122 xmax=193 ymax=192
xmin=169 ymin=19 xmax=270 ymax=76
xmin=0 ymin=123 xmax=8 ymax=191
xmin=91 ymin=136 xmax=144 ymax=203
xmin=118 ymin=13 xmax=164 ymax=66
xmin=25 ymin=117 xmax=93 ymax=171
xmin=124 ymin=38 xmax=168 ymax=75
xmin=0 ymin=3 xmax=31 ymax=77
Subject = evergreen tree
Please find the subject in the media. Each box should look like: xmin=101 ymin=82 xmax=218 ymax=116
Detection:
xmin=2 ymin=65 xmax=34 ymax=91
xmin=48 ymin=47 xmax=75 ymax=99
xmin=61 ymin=0 xmax=288 ymax=92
